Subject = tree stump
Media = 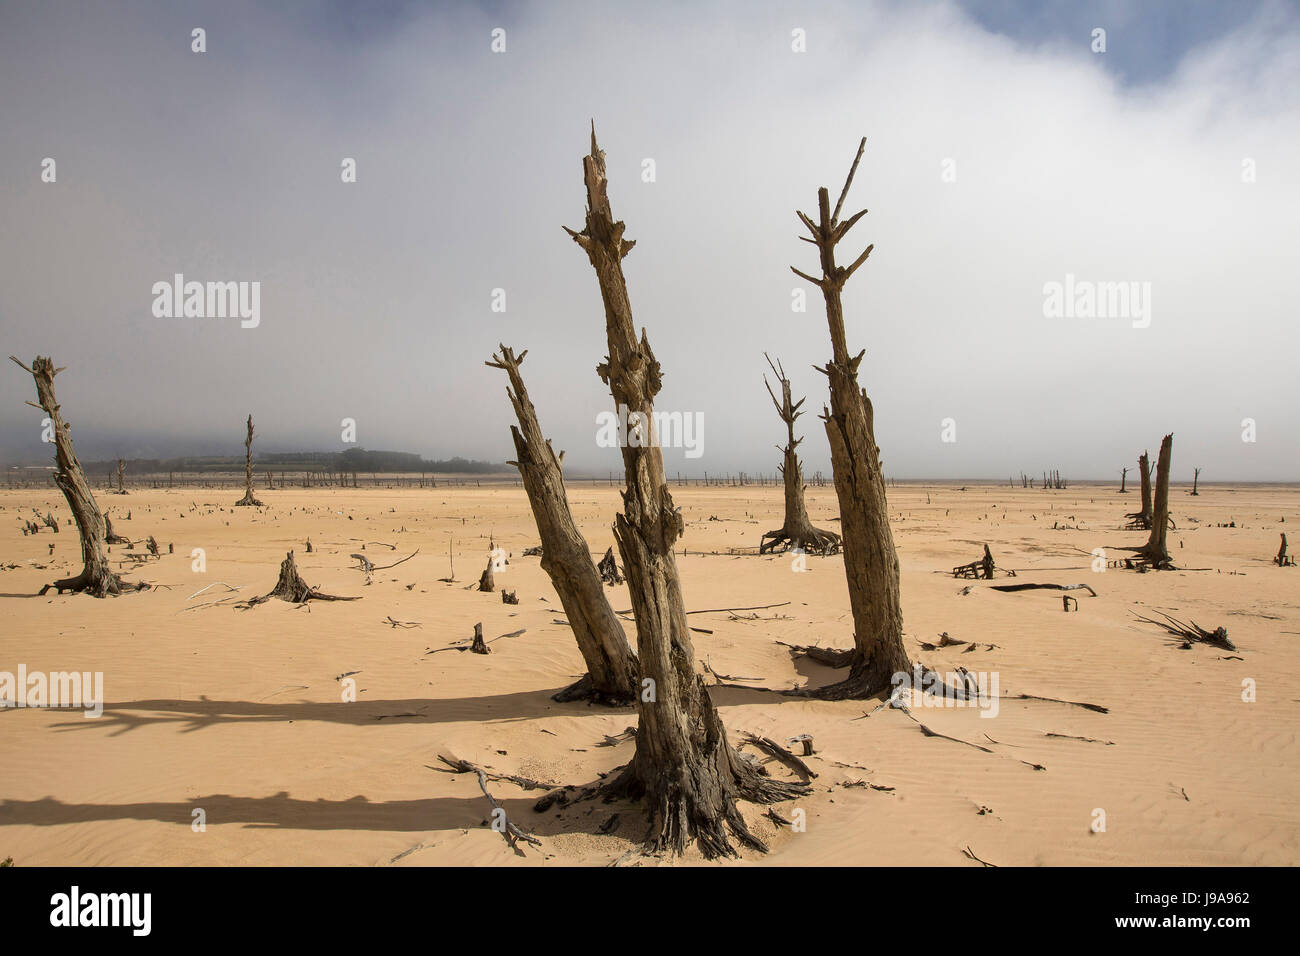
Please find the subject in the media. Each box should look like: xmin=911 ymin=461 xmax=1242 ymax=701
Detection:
xmin=596 ymin=546 xmax=624 ymax=585
xmin=469 ymin=622 xmax=489 ymax=654
xmin=477 ymin=556 xmax=495 ymax=592
xmin=242 ymin=550 xmax=359 ymax=606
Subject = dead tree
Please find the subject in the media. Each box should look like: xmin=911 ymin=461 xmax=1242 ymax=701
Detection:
xmin=234 ymin=414 xmax=264 ymax=507
xmin=241 ymin=550 xmax=358 ymax=606
xmin=115 ymin=458 xmax=126 ymax=494
xmin=758 ymin=353 xmax=840 ymax=555
xmin=787 ymin=137 xmax=911 ymax=699
xmin=1274 ymin=533 xmax=1293 ymax=567
xmin=1191 ymin=467 xmax=1201 ymax=496
xmin=1126 ymin=451 xmax=1153 ymax=529
xmin=485 ymin=344 xmax=639 ymax=704
xmin=1119 ymin=466 xmax=1128 ymax=493
xmin=1128 ymin=434 xmax=1174 ymax=568
xmin=564 ymin=126 xmax=805 ymax=858
xmin=9 ymin=356 xmax=145 ymax=596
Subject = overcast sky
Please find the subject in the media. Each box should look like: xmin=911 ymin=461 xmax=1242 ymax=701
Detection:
xmin=2 ymin=0 xmax=1296 ymax=479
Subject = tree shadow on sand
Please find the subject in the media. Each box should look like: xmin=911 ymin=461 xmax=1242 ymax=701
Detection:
xmin=0 ymin=783 xmax=634 ymax=851
xmin=41 ymin=687 xmax=633 ymax=736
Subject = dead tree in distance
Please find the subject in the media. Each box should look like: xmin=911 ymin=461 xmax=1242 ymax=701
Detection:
xmin=787 ymin=137 xmax=911 ymax=699
xmin=235 ymin=414 xmax=264 ymax=507
xmin=115 ymin=458 xmax=126 ymax=494
xmin=758 ymin=353 xmax=841 ymax=556
xmin=1191 ymin=467 xmax=1201 ymax=496
xmin=1128 ymin=434 xmax=1174 ymax=569
xmin=1119 ymin=466 xmax=1128 ymax=493
xmin=564 ymin=126 xmax=806 ymax=858
xmin=1126 ymin=451 xmax=1153 ymax=529
xmin=486 ymin=344 xmax=639 ymax=704
xmin=10 ymin=356 xmax=146 ymax=596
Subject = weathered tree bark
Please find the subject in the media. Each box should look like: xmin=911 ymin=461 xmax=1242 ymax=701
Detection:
xmin=1191 ymin=467 xmax=1200 ymax=496
xmin=1133 ymin=434 xmax=1174 ymax=568
xmin=787 ymin=138 xmax=911 ymax=700
xmin=758 ymin=353 xmax=840 ymax=556
xmin=235 ymin=414 xmax=264 ymax=507
xmin=10 ymin=356 xmax=145 ymax=597
xmin=1119 ymin=466 xmax=1127 ymax=493
xmin=565 ymin=127 xmax=805 ymax=858
xmin=115 ymin=458 xmax=126 ymax=494
xmin=1126 ymin=451 xmax=1153 ymax=529
xmin=477 ymin=557 xmax=495 ymax=592
xmin=485 ymin=344 xmax=639 ymax=704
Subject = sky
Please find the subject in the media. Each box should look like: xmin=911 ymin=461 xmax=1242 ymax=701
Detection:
xmin=1 ymin=0 xmax=1297 ymax=480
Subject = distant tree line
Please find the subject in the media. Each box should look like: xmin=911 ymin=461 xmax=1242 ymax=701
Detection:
xmin=79 ymin=447 xmax=503 ymax=475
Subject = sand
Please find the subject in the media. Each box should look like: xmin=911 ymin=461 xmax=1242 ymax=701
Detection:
xmin=1 ymin=480 xmax=1296 ymax=866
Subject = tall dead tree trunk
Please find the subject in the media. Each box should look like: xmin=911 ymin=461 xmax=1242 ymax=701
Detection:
xmin=486 ymin=345 xmax=639 ymax=704
xmin=1191 ymin=467 xmax=1200 ymax=495
xmin=1134 ymin=434 xmax=1174 ymax=567
xmin=1127 ymin=451 xmax=1153 ymax=529
xmin=788 ymin=138 xmax=911 ymax=700
xmin=1119 ymin=466 xmax=1128 ymax=493
xmin=115 ymin=458 xmax=126 ymax=494
xmin=758 ymin=353 xmax=840 ymax=555
xmin=10 ymin=356 xmax=144 ymax=597
xmin=235 ymin=414 xmax=263 ymax=507
xmin=565 ymin=126 xmax=805 ymax=858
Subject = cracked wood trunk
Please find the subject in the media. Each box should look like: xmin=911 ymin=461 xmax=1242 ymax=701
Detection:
xmin=235 ymin=414 xmax=264 ymax=507
xmin=1137 ymin=434 xmax=1173 ymax=567
xmin=11 ymin=355 xmax=130 ymax=596
xmin=565 ymin=127 xmax=804 ymax=858
xmin=759 ymin=353 xmax=840 ymax=555
xmin=486 ymin=344 xmax=639 ymax=704
xmin=789 ymin=138 xmax=910 ymax=700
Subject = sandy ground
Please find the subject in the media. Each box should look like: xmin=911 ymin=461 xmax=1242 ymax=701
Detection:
xmin=1 ymin=480 xmax=1296 ymax=866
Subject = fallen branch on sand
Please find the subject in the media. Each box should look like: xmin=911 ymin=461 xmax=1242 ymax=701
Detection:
xmin=435 ymin=756 xmax=542 ymax=850
xmin=1133 ymin=611 xmax=1235 ymax=651
xmin=738 ymin=733 xmax=818 ymax=782
xmin=990 ymin=582 xmax=1097 ymax=597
